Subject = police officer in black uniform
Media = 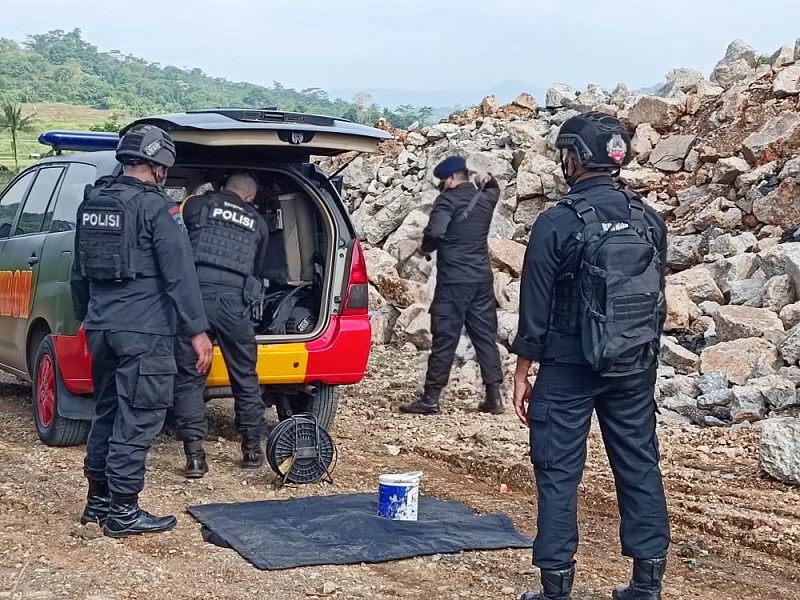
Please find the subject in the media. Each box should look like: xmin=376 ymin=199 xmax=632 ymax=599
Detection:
xmin=172 ymin=172 xmax=271 ymax=476
xmin=399 ymin=155 xmax=504 ymax=415
xmin=510 ymin=112 xmax=670 ymax=600
xmin=71 ymin=124 xmax=213 ymax=538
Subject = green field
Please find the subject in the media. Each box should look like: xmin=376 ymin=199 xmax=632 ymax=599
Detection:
xmin=0 ymin=102 xmax=128 ymax=184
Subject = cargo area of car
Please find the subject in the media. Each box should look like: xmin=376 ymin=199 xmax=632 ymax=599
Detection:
xmin=163 ymin=165 xmax=335 ymax=343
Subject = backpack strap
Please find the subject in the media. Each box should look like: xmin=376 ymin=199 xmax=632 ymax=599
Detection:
xmin=457 ymin=183 xmax=486 ymax=222
xmin=559 ymin=195 xmax=598 ymax=225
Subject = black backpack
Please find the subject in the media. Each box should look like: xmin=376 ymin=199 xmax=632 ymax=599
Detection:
xmin=560 ymin=192 xmax=662 ymax=377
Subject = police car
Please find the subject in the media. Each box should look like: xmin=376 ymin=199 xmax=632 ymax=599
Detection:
xmin=0 ymin=109 xmax=391 ymax=446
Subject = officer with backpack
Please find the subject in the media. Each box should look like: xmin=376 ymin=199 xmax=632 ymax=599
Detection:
xmin=172 ymin=172 xmax=271 ymax=477
xmin=399 ymin=155 xmax=505 ymax=416
xmin=510 ymin=112 xmax=670 ymax=600
xmin=71 ymin=124 xmax=213 ymax=537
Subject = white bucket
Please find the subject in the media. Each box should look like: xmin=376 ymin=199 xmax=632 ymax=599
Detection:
xmin=377 ymin=471 xmax=422 ymax=521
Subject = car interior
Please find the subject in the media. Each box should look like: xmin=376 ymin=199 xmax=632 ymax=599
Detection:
xmin=163 ymin=166 xmax=332 ymax=340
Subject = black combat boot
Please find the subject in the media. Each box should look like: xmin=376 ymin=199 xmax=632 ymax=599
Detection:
xmin=478 ymin=382 xmax=506 ymax=414
xmin=184 ymin=439 xmax=208 ymax=479
xmin=103 ymin=493 xmax=177 ymax=538
xmin=520 ymin=566 xmax=575 ymax=600
xmin=80 ymin=479 xmax=111 ymax=525
xmin=398 ymin=389 xmax=441 ymax=415
xmin=612 ymin=558 xmax=667 ymax=600
xmin=241 ymin=436 xmax=264 ymax=469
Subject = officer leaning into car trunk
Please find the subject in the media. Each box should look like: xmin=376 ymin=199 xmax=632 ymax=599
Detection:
xmin=172 ymin=171 xmax=271 ymax=477
xmin=510 ymin=112 xmax=670 ymax=600
xmin=399 ymin=155 xmax=505 ymax=416
xmin=71 ymin=124 xmax=213 ymax=538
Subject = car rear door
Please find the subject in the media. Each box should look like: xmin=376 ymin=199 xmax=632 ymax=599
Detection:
xmin=0 ymin=165 xmax=66 ymax=372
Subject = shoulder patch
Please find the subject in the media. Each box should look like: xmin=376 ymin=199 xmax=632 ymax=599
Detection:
xmin=169 ymin=205 xmax=185 ymax=231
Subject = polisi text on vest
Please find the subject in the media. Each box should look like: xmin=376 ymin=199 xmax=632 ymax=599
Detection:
xmin=82 ymin=211 xmax=122 ymax=229
xmin=211 ymin=207 xmax=255 ymax=230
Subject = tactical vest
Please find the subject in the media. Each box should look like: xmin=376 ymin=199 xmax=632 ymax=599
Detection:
xmin=76 ymin=178 xmax=159 ymax=281
xmin=187 ymin=194 xmax=260 ymax=277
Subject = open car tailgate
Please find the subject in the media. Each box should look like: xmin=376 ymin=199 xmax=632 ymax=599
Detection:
xmin=121 ymin=109 xmax=393 ymax=160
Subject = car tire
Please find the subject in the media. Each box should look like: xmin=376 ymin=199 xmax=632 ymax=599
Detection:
xmin=275 ymin=384 xmax=339 ymax=431
xmin=32 ymin=335 xmax=91 ymax=447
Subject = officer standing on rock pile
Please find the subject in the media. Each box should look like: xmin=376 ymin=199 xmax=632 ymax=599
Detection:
xmin=173 ymin=172 xmax=271 ymax=477
xmin=510 ymin=112 xmax=671 ymax=600
xmin=399 ymin=155 xmax=505 ymax=416
xmin=71 ymin=124 xmax=213 ymax=538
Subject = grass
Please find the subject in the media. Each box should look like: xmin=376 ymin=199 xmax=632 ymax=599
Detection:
xmin=0 ymin=102 xmax=129 ymax=176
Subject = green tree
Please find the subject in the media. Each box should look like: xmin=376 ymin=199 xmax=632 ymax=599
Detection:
xmin=0 ymin=98 xmax=36 ymax=171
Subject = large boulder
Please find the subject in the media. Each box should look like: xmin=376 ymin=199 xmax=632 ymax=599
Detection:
xmin=631 ymin=123 xmax=661 ymax=157
xmin=666 ymin=265 xmax=724 ymax=304
xmin=489 ymin=239 xmax=527 ymax=277
xmin=660 ymin=338 xmax=700 ymax=375
xmin=712 ymin=305 xmax=785 ymax=345
xmin=517 ymin=154 xmax=561 ymax=200
xmin=364 ymin=247 xmax=399 ymax=282
xmin=742 ymin=112 xmax=800 ymax=165
xmin=763 ymin=275 xmax=796 ymax=313
xmin=711 ymin=39 xmax=757 ymax=90
xmin=649 ymin=135 xmax=695 ymax=172
xmin=627 ymin=96 xmax=685 ymax=132
xmin=667 ymin=235 xmax=701 ymax=271
xmin=546 ymin=83 xmax=578 ymax=108
xmin=753 ymin=179 xmax=800 ymax=230
xmin=373 ymin=275 xmax=429 ymax=310
xmin=383 ymin=209 xmax=430 ymax=263
xmin=699 ymin=338 xmax=781 ymax=385
xmin=712 ymin=156 xmax=751 ymax=184
xmin=360 ymin=188 xmax=415 ymax=245
xmin=773 ymin=65 xmax=800 ymax=98
xmin=730 ymin=385 xmax=768 ymax=423
xmin=759 ymin=418 xmax=800 ymax=485
xmin=747 ymin=375 xmax=799 ymax=410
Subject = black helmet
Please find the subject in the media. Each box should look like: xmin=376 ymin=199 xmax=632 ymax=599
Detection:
xmin=555 ymin=111 xmax=632 ymax=170
xmin=115 ymin=124 xmax=176 ymax=168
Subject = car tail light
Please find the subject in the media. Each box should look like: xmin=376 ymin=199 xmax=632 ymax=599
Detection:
xmin=342 ymin=240 xmax=369 ymax=316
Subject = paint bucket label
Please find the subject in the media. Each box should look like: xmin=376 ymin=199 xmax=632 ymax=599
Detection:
xmin=377 ymin=471 xmax=422 ymax=521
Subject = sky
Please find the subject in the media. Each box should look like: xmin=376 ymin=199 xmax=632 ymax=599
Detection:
xmin=3 ymin=0 xmax=800 ymax=98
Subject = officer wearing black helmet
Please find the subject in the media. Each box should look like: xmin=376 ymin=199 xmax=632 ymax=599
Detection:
xmin=399 ymin=155 xmax=504 ymax=415
xmin=71 ymin=124 xmax=213 ymax=538
xmin=172 ymin=171 xmax=271 ymax=477
xmin=511 ymin=112 xmax=670 ymax=600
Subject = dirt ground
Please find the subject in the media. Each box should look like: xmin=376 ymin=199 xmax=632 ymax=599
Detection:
xmin=1 ymin=345 xmax=799 ymax=600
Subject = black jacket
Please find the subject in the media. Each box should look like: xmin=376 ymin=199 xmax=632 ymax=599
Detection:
xmin=421 ymin=179 xmax=500 ymax=286
xmin=71 ymin=176 xmax=209 ymax=338
xmin=510 ymin=176 xmax=668 ymax=364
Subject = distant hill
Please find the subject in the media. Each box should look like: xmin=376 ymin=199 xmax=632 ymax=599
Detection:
xmin=330 ymin=79 xmax=548 ymax=114
xmin=0 ymin=28 xmax=432 ymax=128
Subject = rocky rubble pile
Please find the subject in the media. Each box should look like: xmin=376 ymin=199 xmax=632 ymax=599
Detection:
xmin=321 ymin=39 xmax=800 ymax=483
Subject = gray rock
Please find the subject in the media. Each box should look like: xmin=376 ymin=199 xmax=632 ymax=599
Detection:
xmin=405 ymin=311 xmax=432 ymax=350
xmin=517 ymin=154 xmax=561 ymax=200
xmin=742 ymin=112 xmax=800 ymax=165
xmin=697 ymin=389 xmax=734 ymax=409
xmin=779 ymin=157 xmax=800 ymax=180
xmin=704 ymin=416 xmax=729 ymax=427
xmin=763 ymin=275 xmax=796 ymax=313
xmin=658 ymin=68 xmax=706 ymax=97
xmin=610 ymin=84 xmax=631 ymax=108
xmin=649 ymin=135 xmax=696 ymax=172
xmin=659 ymin=374 xmax=700 ymax=399
xmin=546 ymin=83 xmax=578 ymax=108
xmin=782 ymin=243 xmax=800 ymax=298
xmin=657 ymin=365 xmax=677 ymax=379
xmin=627 ymin=96 xmax=685 ymax=132
xmin=713 ymin=254 xmax=759 ymax=295
xmin=618 ymin=166 xmax=665 ymax=190
xmin=631 ymin=123 xmax=661 ymax=157
xmin=737 ymin=161 xmax=780 ymax=190
xmin=708 ymin=232 xmax=758 ymax=257
xmin=667 ymin=235 xmax=701 ymax=271
xmin=697 ymin=370 xmax=729 ymax=395
xmin=748 ymin=375 xmax=799 ymax=410
xmin=662 ymin=394 xmax=698 ymax=414
xmin=780 ymin=365 xmax=800 ymax=386
xmin=730 ymin=386 xmax=768 ymax=423
xmin=660 ymin=338 xmax=700 ymax=375
xmin=712 ymin=156 xmax=751 ymax=184
xmin=514 ymin=197 xmax=547 ymax=226
xmin=383 ymin=209 xmax=431 ymax=263
xmin=759 ymin=418 xmax=800 ymax=485
xmin=360 ymin=187 xmax=415 ymax=245
xmin=780 ymin=302 xmax=800 ymax=330
xmin=711 ymin=39 xmax=757 ymax=90
xmin=773 ymin=65 xmax=800 ymax=98
xmin=364 ymin=247 xmax=399 ymax=282
xmin=796 ymin=38 xmax=800 ymax=61
xmin=727 ymin=278 xmax=765 ymax=308
xmin=778 ymin=322 xmax=800 ymax=364
xmin=667 ymin=265 xmax=724 ymax=304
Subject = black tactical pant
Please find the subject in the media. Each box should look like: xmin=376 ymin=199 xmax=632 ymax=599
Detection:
xmin=84 ymin=331 xmax=176 ymax=496
xmin=173 ymin=288 xmax=265 ymax=441
xmin=424 ymin=281 xmax=503 ymax=394
xmin=527 ymin=363 xmax=670 ymax=570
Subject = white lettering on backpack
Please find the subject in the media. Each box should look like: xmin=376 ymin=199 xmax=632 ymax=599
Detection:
xmin=210 ymin=207 xmax=255 ymax=230
xmin=602 ymin=222 xmax=629 ymax=232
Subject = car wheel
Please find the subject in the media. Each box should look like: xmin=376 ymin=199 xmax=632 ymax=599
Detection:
xmin=33 ymin=335 xmax=91 ymax=447
xmin=275 ymin=384 xmax=339 ymax=431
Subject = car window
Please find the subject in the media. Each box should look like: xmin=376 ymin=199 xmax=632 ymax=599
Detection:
xmin=14 ymin=167 xmax=65 ymax=236
xmin=46 ymin=163 xmax=97 ymax=233
xmin=0 ymin=170 xmax=36 ymax=240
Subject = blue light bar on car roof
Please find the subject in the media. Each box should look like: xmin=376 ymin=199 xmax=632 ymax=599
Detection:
xmin=38 ymin=130 xmax=120 ymax=153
